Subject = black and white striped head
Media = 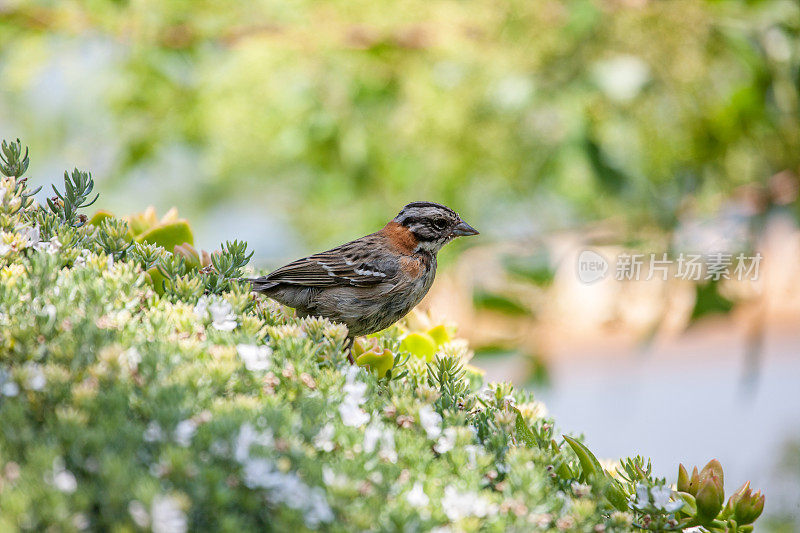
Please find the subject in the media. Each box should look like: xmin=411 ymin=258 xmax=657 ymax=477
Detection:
xmin=393 ymin=201 xmax=479 ymax=253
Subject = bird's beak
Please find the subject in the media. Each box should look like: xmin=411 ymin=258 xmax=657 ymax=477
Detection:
xmin=452 ymin=220 xmax=479 ymax=237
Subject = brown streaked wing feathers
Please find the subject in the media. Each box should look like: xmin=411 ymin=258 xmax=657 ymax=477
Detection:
xmin=263 ymin=235 xmax=399 ymax=288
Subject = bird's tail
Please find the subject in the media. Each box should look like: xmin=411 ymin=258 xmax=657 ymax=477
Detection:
xmin=242 ymin=277 xmax=279 ymax=292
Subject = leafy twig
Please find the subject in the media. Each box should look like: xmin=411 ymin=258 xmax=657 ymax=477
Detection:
xmin=47 ymin=169 xmax=99 ymax=227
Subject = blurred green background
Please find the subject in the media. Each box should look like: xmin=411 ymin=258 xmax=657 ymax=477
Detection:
xmin=2 ymin=0 xmax=800 ymax=528
xmin=2 ymin=0 xmax=798 ymax=255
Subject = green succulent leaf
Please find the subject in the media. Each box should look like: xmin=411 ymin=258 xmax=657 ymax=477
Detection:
xmin=136 ymin=220 xmax=194 ymax=250
xmin=400 ymin=332 xmax=438 ymax=361
xmin=563 ymin=435 xmax=604 ymax=481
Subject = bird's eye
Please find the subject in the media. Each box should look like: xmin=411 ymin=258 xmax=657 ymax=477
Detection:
xmin=432 ymin=219 xmax=447 ymax=230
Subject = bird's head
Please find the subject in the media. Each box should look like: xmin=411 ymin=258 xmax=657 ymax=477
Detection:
xmin=392 ymin=201 xmax=479 ymax=254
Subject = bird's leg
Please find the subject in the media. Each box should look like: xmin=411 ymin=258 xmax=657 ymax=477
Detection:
xmin=344 ymin=336 xmax=355 ymax=364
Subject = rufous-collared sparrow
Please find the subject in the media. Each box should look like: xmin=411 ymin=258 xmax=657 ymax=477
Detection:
xmin=247 ymin=202 xmax=478 ymax=362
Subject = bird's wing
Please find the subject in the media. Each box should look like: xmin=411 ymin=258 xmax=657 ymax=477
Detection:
xmin=260 ymin=236 xmax=400 ymax=288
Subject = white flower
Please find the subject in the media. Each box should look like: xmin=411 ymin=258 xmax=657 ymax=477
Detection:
xmin=441 ymin=486 xmax=495 ymax=522
xmin=240 ymin=460 xmax=334 ymax=527
xmin=313 ymin=423 xmax=335 ymax=452
xmin=380 ymin=428 xmax=397 ymax=460
xmin=174 ymin=419 xmax=197 ymax=447
xmin=434 ymin=427 xmax=458 ymax=454
xmin=343 ymin=379 xmax=367 ymax=404
xmin=242 ymin=458 xmax=280 ymax=489
xmin=406 ymin=482 xmax=429 ymax=508
xmin=339 ymin=400 xmax=370 ymax=427
xmin=464 ymin=445 xmax=479 ymax=468
xmin=651 ymin=485 xmax=683 ymax=512
xmin=633 ymin=483 xmax=649 ymax=510
xmin=363 ymin=422 xmax=381 ymax=453
xmin=305 ymin=487 xmax=335 ymax=527
xmin=194 ymin=295 xmax=237 ymax=331
xmin=2 ymin=381 xmax=19 ymax=397
xmin=441 ymin=487 xmax=468 ymax=521
xmin=35 ymin=236 xmax=62 ymax=255
xmin=363 ymin=423 xmax=397 ymax=463
xmin=73 ymin=249 xmax=91 ymax=267
xmin=339 ymin=369 xmax=370 ymax=427
xmin=193 ymin=297 xmax=209 ymax=316
xmin=236 ymin=344 xmax=272 ymax=372
xmin=651 ymin=485 xmax=671 ymax=508
xmin=151 ymin=495 xmax=187 ymax=533
xmin=322 ymin=467 xmax=349 ymax=489
xmin=234 ymin=423 xmax=274 ymax=463
xmin=208 ymin=300 xmax=236 ymax=331
xmin=144 ymin=421 xmax=165 ymax=442
xmin=0 ymin=369 xmax=19 ymax=397
xmin=128 ymin=500 xmax=150 ymax=528
xmin=42 ymin=304 xmax=56 ymax=322
xmin=342 ymin=367 xmax=367 ymax=404
xmin=17 ymin=225 xmax=40 ymax=248
xmin=53 ymin=468 xmax=77 ymax=493
xmin=418 ymin=405 xmax=442 ymax=439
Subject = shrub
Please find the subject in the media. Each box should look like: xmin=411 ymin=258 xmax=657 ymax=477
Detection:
xmin=0 ymin=140 xmax=764 ymax=531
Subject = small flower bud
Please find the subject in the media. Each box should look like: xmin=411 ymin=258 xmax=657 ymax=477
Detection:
xmin=415 ymin=384 xmax=441 ymax=403
xmin=699 ymin=459 xmax=724 ymax=496
xmin=300 ymin=372 xmax=316 ymax=389
xmin=609 ymin=511 xmax=632 ymax=527
xmin=726 ymin=481 xmax=765 ymax=525
xmin=677 ymin=463 xmax=691 ymax=493
xmin=695 ymin=474 xmax=724 ymax=524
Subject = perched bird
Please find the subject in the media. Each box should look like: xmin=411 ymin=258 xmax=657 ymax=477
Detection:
xmin=247 ymin=202 xmax=478 ymax=362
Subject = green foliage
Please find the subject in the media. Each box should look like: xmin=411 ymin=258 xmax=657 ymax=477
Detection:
xmin=47 ymin=169 xmax=99 ymax=227
xmin=129 ymin=242 xmax=168 ymax=271
xmin=95 ymin=206 xmax=196 ymax=251
xmin=93 ymin=218 xmax=134 ymax=260
xmin=87 ymin=209 xmax=114 ymax=228
xmin=0 ymin=139 xmax=39 ymax=218
xmin=203 ymin=240 xmax=254 ymax=295
xmin=352 ymin=337 xmax=396 ymax=379
xmin=503 ymin=251 xmax=555 ymax=287
xmin=472 ymin=289 xmax=532 ymax=316
xmin=2 ymin=1 xmax=798 ymax=245
xmin=0 ymin=139 xmax=29 ymax=178
xmin=0 ymin=140 xmax=768 ymax=531
xmin=135 ymin=220 xmax=194 ymax=251
xmin=690 ymin=280 xmax=735 ymax=321
xmin=86 ymin=206 xmax=209 ymax=295
xmin=427 ymin=354 xmax=470 ymax=413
